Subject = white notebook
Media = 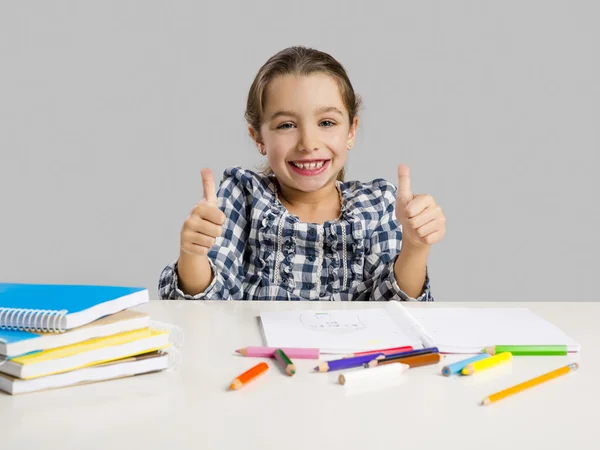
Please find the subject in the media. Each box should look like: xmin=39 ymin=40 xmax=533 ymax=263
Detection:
xmin=259 ymin=303 xmax=581 ymax=354
xmin=0 ymin=352 xmax=168 ymax=395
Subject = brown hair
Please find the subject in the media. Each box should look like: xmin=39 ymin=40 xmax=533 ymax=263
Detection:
xmin=245 ymin=46 xmax=361 ymax=182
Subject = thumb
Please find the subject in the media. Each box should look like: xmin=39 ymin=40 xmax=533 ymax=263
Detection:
xmin=201 ymin=168 xmax=218 ymax=206
xmin=397 ymin=164 xmax=413 ymax=206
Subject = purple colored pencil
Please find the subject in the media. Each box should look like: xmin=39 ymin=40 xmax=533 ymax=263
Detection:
xmin=314 ymin=353 xmax=385 ymax=372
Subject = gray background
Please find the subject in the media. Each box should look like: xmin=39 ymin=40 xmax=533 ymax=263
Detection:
xmin=1 ymin=1 xmax=598 ymax=301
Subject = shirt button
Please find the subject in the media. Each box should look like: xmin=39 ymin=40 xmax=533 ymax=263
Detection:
xmin=306 ymin=283 xmax=314 ymax=290
xmin=307 ymin=255 xmax=315 ymax=262
xmin=308 ymin=228 xmax=316 ymax=236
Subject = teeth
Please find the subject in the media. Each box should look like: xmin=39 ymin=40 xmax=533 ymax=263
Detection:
xmin=292 ymin=161 xmax=325 ymax=170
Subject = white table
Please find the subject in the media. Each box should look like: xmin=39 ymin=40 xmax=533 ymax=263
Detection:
xmin=1 ymin=301 xmax=598 ymax=450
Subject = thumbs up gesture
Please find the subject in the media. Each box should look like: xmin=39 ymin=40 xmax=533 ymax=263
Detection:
xmin=180 ymin=168 xmax=226 ymax=256
xmin=395 ymin=164 xmax=446 ymax=249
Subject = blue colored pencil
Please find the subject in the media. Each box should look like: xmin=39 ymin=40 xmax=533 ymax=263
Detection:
xmin=441 ymin=353 xmax=490 ymax=376
xmin=314 ymin=353 xmax=385 ymax=372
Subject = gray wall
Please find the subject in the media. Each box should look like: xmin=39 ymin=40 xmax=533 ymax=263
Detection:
xmin=1 ymin=1 xmax=598 ymax=301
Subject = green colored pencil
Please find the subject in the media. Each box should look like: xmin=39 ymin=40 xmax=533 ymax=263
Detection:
xmin=484 ymin=345 xmax=568 ymax=356
xmin=274 ymin=349 xmax=296 ymax=376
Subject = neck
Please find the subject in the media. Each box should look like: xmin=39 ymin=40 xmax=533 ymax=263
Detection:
xmin=276 ymin=178 xmax=340 ymax=223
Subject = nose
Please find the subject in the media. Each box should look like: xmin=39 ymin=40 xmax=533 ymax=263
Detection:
xmin=298 ymin=125 xmax=320 ymax=153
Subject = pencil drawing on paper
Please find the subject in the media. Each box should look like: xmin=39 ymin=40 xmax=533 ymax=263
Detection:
xmin=299 ymin=311 xmax=367 ymax=332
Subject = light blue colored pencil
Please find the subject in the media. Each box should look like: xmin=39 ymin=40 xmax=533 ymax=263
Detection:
xmin=442 ymin=354 xmax=490 ymax=376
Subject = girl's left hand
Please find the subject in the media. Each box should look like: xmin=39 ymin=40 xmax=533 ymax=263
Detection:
xmin=395 ymin=164 xmax=446 ymax=249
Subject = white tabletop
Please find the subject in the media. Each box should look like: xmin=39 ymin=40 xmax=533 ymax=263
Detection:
xmin=1 ymin=301 xmax=598 ymax=450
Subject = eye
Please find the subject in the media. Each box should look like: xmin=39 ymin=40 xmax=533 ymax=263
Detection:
xmin=276 ymin=122 xmax=295 ymax=130
xmin=320 ymin=120 xmax=336 ymax=127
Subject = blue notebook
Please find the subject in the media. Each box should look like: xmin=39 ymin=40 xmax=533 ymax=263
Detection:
xmin=0 ymin=283 xmax=149 ymax=333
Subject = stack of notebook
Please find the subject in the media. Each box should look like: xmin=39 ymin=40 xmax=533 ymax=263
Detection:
xmin=0 ymin=283 xmax=171 ymax=395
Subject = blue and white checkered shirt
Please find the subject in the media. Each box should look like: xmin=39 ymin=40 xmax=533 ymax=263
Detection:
xmin=158 ymin=167 xmax=433 ymax=301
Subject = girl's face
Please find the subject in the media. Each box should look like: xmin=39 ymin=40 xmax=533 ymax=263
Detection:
xmin=254 ymin=73 xmax=358 ymax=193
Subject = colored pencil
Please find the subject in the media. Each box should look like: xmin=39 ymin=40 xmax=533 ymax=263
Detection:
xmin=346 ymin=345 xmax=414 ymax=357
xmin=363 ymin=347 xmax=439 ymax=368
xmin=366 ymin=352 xmax=443 ymax=369
xmin=442 ymin=354 xmax=490 ymax=376
xmin=235 ymin=346 xmax=320 ymax=359
xmin=274 ymin=349 xmax=296 ymax=376
xmin=482 ymin=362 xmax=579 ymax=405
xmin=314 ymin=353 xmax=385 ymax=372
xmin=461 ymin=352 xmax=512 ymax=375
xmin=339 ymin=363 xmax=410 ymax=386
xmin=230 ymin=362 xmax=269 ymax=390
xmin=484 ymin=345 xmax=568 ymax=356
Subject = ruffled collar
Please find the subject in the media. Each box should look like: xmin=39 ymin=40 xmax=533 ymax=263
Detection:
xmin=266 ymin=176 xmax=357 ymax=224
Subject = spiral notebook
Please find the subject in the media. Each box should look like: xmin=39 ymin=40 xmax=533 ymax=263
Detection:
xmin=0 ymin=283 xmax=149 ymax=332
xmin=259 ymin=303 xmax=581 ymax=354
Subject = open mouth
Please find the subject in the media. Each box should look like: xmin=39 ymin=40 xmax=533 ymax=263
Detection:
xmin=288 ymin=159 xmax=330 ymax=176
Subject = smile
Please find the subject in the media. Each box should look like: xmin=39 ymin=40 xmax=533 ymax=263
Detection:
xmin=290 ymin=160 xmax=326 ymax=170
xmin=288 ymin=159 xmax=330 ymax=176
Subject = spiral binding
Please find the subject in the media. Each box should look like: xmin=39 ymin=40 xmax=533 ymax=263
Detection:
xmin=150 ymin=320 xmax=184 ymax=371
xmin=0 ymin=308 xmax=68 ymax=333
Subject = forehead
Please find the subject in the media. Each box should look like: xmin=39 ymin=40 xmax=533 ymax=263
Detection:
xmin=263 ymin=73 xmax=346 ymax=112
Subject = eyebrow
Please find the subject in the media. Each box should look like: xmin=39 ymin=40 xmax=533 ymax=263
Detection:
xmin=269 ymin=106 xmax=344 ymax=121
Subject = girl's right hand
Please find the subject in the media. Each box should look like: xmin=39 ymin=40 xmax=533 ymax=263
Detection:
xmin=180 ymin=168 xmax=226 ymax=257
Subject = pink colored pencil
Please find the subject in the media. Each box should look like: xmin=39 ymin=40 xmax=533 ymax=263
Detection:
xmin=235 ymin=346 xmax=320 ymax=359
xmin=348 ymin=345 xmax=414 ymax=357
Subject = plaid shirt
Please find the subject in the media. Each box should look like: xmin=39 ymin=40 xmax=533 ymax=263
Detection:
xmin=158 ymin=166 xmax=433 ymax=301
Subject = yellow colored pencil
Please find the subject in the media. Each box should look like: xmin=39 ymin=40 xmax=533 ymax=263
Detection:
xmin=461 ymin=351 xmax=512 ymax=375
xmin=482 ymin=362 xmax=579 ymax=405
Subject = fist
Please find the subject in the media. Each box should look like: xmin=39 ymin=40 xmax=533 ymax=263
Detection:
xmin=395 ymin=164 xmax=446 ymax=248
xmin=180 ymin=168 xmax=226 ymax=256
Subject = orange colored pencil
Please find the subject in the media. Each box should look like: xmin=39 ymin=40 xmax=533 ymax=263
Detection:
xmin=482 ymin=362 xmax=579 ymax=405
xmin=230 ymin=362 xmax=269 ymax=390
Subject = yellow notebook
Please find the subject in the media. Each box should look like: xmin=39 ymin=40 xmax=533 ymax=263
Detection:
xmin=1 ymin=328 xmax=170 ymax=379
xmin=0 ymin=310 xmax=150 ymax=358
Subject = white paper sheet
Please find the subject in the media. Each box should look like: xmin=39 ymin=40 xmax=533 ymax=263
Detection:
xmin=404 ymin=307 xmax=581 ymax=353
xmin=259 ymin=309 xmax=421 ymax=353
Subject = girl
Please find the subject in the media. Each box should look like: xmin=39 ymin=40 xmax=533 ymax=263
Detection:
xmin=159 ymin=46 xmax=446 ymax=301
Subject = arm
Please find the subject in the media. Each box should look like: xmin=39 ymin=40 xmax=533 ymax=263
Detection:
xmin=158 ymin=169 xmax=250 ymax=300
xmin=339 ymin=181 xmax=433 ymax=301
xmin=394 ymin=242 xmax=430 ymax=298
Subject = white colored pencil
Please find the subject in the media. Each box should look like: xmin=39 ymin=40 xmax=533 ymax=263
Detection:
xmin=338 ymin=363 xmax=410 ymax=386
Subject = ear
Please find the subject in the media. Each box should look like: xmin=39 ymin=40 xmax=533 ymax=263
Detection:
xmin=248 ymin=125 xmax=263 ymax=146
xmin=347 ymin=116 xmax=359 ymax=149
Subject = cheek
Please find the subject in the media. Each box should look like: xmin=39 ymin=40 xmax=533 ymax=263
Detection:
xmin=266 ymin=146 xmax=289 ymax=166
xmin=326 ymin=132 xmax=348 ymax=154
xmin=264 ymin=131 xmax=294 ymax=151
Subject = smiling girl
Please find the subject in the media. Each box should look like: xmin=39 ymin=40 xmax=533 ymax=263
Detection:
xmin=158 ymin=46 xmax=446 ymax=300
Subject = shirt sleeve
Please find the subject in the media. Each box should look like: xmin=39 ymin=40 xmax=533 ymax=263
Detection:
xmin=342 ymin=180 xmax=434 ymax=302
xmin=158 ymin=168 xmax=250 ymax=300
